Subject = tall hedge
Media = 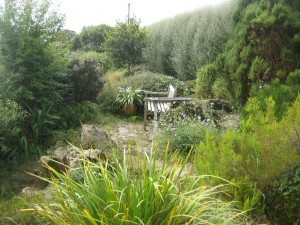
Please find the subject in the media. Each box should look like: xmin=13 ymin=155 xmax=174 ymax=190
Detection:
xmin=143 ymin=1 xmax=234 ymax=81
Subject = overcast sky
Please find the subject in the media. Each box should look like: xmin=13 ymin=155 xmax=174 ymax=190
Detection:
xmin=0 ymin=0 xmax=230 ymax=33
xmin=54 ymin=0 xmax=229 ymax=33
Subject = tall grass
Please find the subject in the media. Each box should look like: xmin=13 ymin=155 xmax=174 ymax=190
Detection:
xmin=33 ymin=147 xmax=245 ymax=224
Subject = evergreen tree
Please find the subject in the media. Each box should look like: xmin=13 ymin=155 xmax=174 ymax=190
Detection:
xmin=104 ymin=21 xmax=147 ymax=72
xmin=218 ymin=0 xmax=300 ymax=105
xmin=74 ymin=25 xmax=113 ymax=52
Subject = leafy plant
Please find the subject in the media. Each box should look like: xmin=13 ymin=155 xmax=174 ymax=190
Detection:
xmin=122 ymin=70 xmax=186 ymax=96
xmin=195 ymin=63 xmax=218 ymax=99
xmin=104 ymin=20 xmax=147 ymax=72
xmin=157 ymin=102 xmax=219 ymax=153
xmin=194 ymin=94 xmax=300 ymax=215
xmin=0 ymin=100 xmax=27 ymax=159
xmin=249 ymin=69 xmax=300 ymax=118
xmin=265 ymin=166 xmax=300 ymax=225
xmin=159 ymin=122 xmax=217 ymax=154
xmin=115 ymin=87 xmax=143 ymax=114
xmin=32 ymin=148 xmax=246 ymax=224
xmin=57 ymin=101 xmax=102 ymax=128
xmin=68 ymin=51 xmax=107 ymax=103
xmin=28 ymin=105 xmax=58 ymax=146
xmin=0 ymin=0 xmax=69 ymax=109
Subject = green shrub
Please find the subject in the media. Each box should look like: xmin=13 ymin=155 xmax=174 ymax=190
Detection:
xmin=195 ymin=95 xmax=300 ymax=214
xmin=195 ymin=64 xmax=218 ymax=99
xmin=96 ymin=69 xmax=127 ymax=114
xmin=158 ymin=102 xmax=219 ymax=153
xmin=97 ymin=87 xmax=119 ymax=114
xmin=68 ymin=51 xmax=107 ymax=103
xmin=122 ymin=70 xmax=186 ymax=95
xmin=265 ymin=166 xmax=300 ymax=225
xmin=212 ymin=76 xmax=230 ymax=100
xmin=0 ymin=193 xmax=50 ymax=225
xmin=249 ymin=69 xmax=300 ymax=118
xmin=58 ymin=101 xmax=102 ymax=128
xmin=158 ymin=101 xmax=204 ymax=131
xmin=33 ymin=149 xmax=246 ymax=224
xmin=0 ymin=100 xmax=27 ymax=159
xmin=159 ymin=122 xmax=217 ymax=153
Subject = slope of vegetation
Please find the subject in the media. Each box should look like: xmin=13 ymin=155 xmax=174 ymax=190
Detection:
xmin=0 ymin=0 xmax=300 ymax=224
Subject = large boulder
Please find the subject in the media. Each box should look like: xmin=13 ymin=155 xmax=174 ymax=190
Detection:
xmin=81 ymin=124 xmax=118 ymax=151
xmin=62 ymin=146 xmax=107 ymax=168
xmin=37 ymin=125 xmax=119 ymax=178
xmin=34 ymin=155 xmax=66 ymax=178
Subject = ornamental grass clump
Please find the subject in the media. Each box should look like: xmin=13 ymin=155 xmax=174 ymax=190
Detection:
xmin=33 ymin=147 xmax=246 ymax=225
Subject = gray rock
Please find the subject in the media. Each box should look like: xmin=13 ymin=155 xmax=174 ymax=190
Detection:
xmin=81 ymin=124 xmax=118 ymax=151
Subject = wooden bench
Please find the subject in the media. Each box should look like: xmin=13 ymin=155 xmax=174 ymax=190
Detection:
xmin=143 ymin=85 xmax=192 ymax=131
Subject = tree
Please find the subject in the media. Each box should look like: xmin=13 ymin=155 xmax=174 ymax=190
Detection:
xmin=104 ymin=21 xmax=147 ymax=72
xmin=75 ymin=25 xmax=113 ymax=52
xmin=218 ymin=0 xmax=300 ymax=105
xmin=68 ymin=51 xmax=107 ymax=103
xmin=0 ymin=0 xmax=69 ymax=109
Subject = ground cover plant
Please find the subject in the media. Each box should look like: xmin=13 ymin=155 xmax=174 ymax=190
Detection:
xmin=32 ymin=148 xmax=246 ymax=224
xmin=194 ymin=95 xmax=300 ymax=221
xmin=265 ymin=166 xmax=300 ymax=225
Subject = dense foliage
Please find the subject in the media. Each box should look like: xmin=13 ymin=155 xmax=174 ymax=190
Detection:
xmin=98 ymin=70 xmax=186 ymax=114
xmin=217 ymin=0 xmax=300 ymax=106
xmin=195 ymin=63 xmax=218 ymax=99
xmin=73 ymin=25 xmax=113 ymax=52
xmin=0 ymin=0 xmax=69 ymax=109
xmin=0 ymin=0 xmax=299 ymax=223
xmin=104 ymin=21 xmax=147 ymax=72
xmin=0 ymin=100 xmax=27 ymax=159
xmin=143 ymin=1 xmax=234 ymax=80
xmin=195 ymin=95 xmax=300 ymax=217
xmin=265 ymin=166 xmax=300 ymax=225
xmin=68 ymin=51 xmax=107 ymax=103
xmin=34 ymin=151 xmax=246 ymax=225
xmin=0 ymin=0 xmax=69 ymax=158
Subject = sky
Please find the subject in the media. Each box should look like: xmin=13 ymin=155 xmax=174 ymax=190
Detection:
xmin=0 ymin=0 xmax=230 ymax=33
xmin=54 ymin=0 xmax=229 ymax=33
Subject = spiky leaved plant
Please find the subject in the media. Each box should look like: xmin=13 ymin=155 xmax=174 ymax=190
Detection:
xmin=115 ymin=87 xmax=143 ymax=115
xmin=32 ymin=146 xmax=246 ymax=224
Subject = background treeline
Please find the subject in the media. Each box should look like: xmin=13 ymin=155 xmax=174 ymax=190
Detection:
xmin=144 ymin=0 xmax=300 ymax=113
xmin=143 ymin=1 xmax=235 ymax=81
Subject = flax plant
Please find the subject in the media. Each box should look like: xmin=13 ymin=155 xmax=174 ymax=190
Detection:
xmin=33 ymin=146 xmax=245 ymax=224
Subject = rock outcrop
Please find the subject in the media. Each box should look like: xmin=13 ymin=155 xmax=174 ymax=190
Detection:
xmin=37 ymin=124 xmax=118 ymax=177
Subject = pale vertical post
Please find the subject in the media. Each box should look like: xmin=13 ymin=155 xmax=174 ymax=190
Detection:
xmin=154 ymin=102 xmax=158 ymax=129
